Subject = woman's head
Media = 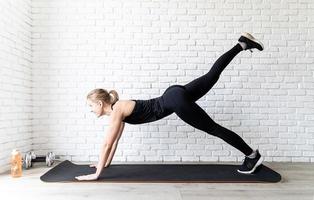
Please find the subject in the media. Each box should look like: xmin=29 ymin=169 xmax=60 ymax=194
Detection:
xmin=86 ymin=89 xmax=119 ymax=117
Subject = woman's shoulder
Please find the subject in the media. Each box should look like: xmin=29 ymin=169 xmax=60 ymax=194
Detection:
xmin=113 ymin=100 xmax=136 ymax=118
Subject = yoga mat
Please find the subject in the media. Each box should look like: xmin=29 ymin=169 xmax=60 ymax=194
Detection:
xmin=40 ymin=160 xmax=281 ymax=183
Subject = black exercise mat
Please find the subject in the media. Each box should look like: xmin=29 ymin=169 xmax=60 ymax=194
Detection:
xmin=40 ymin=160 xmax=281 ymax=183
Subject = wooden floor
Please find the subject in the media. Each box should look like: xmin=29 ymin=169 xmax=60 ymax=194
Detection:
xmin=1 ymin=161 xmax=314 ymax=200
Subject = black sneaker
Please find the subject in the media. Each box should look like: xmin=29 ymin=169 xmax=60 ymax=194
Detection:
xmin=238 ymin=32 xmax=264 ymax=51
xmin=237 ymin=149 xmax=263 ymax=174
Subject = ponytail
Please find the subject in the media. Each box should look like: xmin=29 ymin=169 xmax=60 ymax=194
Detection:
xmin=109 ymin=90 xmax=119 ymax=104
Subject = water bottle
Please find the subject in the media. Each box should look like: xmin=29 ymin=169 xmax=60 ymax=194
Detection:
xmin=11 ymin=149 xmax=22 ymax=178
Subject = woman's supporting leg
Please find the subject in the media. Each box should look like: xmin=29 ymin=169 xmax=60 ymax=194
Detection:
xmin=177 ymin=100 xmax=252 ymax=156
xmin=162 ymin=87 xmax=253 ymax=156
xmin=184 ymin=44 xmax=243 ymax=102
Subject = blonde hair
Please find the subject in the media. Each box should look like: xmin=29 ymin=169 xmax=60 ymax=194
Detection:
xmin=87 ymin=89 xmax=119 ymax=105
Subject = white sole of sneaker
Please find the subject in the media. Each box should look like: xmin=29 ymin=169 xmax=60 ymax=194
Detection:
xmin=237 ymin=156 xmax=263 ymax=175
xmin=241 ymin=32 xmax=264 ymax=50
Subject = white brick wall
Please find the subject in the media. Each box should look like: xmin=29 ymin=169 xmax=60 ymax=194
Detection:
xmin=0 ymin=0 xmax=32 ymax=173
xmin=1 ymin=0 xmax=314 ymax=173
xmin=31 ymin=0 xmax=314 ymax=164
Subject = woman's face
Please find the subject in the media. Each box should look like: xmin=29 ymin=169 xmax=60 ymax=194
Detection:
xmin=87 ymin=99 xmax=103 ymax=117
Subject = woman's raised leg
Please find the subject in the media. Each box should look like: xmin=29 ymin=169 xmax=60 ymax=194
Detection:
xmin=184 ymin=43 xmax=243 ymax=102
xmin=184 ymin=33 xmax=264 ymax=102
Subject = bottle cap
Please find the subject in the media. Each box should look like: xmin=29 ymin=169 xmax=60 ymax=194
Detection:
xmin=12 ymin=149 xmax=20 ymax=155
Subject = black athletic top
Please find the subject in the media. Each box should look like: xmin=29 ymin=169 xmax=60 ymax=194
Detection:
xmin=112 ymin=97 xmax=165 ymax=124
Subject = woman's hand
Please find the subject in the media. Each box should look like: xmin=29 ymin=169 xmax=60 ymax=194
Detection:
xmin=75 ymin=173 xmax=99 ymax=181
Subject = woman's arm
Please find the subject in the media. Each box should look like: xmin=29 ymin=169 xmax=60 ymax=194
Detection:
xmin=76 ymin=109 xmax=123 ymax=181
xmin=95 ymin=112 xmax=123 ymax=176
xmin=105 ymin=122 xmax=125 ymax=167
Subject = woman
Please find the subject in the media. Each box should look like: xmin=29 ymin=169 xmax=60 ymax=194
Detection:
xmin=76 ymin=32 xmax=264 ymax=181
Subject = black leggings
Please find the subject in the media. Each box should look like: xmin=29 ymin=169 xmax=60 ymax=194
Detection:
xmin=161 ymin=44 xmax=253 ymax=156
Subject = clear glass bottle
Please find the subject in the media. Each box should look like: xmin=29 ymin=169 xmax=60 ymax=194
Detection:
xmin=11 ymin=149 xmax=22 ymax=178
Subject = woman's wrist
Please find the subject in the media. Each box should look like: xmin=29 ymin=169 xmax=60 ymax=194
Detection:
xmin=95 ymin=169 xmax=101 ymax=177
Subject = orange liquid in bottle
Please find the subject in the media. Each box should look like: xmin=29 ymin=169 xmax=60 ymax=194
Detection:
xmin=11 ymin=149 xmax=22 ymax=178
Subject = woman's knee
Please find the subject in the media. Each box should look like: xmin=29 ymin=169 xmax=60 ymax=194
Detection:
xmin=209 ymin=124 xmax=225 ymax=138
